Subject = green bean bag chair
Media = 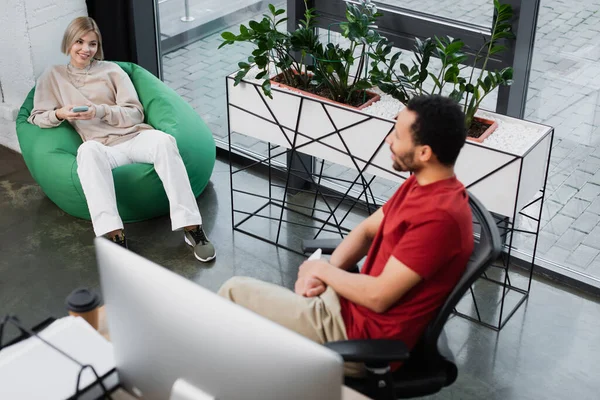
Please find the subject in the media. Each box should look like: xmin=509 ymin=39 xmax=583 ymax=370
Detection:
xmin=16 ymin=61 xmax=216 ymax=222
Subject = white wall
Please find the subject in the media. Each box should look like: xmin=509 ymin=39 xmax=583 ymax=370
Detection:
xmin=0 ymin=0 xmax=87 ymax=152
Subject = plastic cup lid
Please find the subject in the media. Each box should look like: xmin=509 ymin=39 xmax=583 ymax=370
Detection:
xmin=65 ymin=288 xmax=101 ymax=313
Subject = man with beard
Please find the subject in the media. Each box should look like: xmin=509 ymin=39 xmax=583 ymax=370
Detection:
xmin=218 ymin=95 xmax=474 ymax=376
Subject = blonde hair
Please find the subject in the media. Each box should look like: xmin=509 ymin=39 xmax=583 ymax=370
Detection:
xmin=61 ymin=16 xmax=104 ymax=60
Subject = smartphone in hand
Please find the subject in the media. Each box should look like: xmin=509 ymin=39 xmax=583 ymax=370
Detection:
xmin=308 ymin=248 xmax=322 ymax=261
xmin=72 ymin=106 xmax=89 ymax=113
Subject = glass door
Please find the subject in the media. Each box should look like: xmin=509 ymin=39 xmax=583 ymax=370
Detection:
xmin=155 ymin=0 xmax=287 ymax=163
xmin=521 ymin=0 xmax=600 ymax=288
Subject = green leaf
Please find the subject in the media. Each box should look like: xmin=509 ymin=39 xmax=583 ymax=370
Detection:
xmin=249 ymin=20 xmax=262 ymax=31
xmin=415 ymin=37 xmax=424 ymax=52
xmin=489 ymin=45 xmax=508 ymax=55
xmin=501 ymin=67 xmax=514 ymax=81
xmin=221 ymin=32 xmax=236 ymax=41
xmin=434 ymin=36 xmax=445 ymax=50
xmin=275 ymin=9 xmax=285 ymax=16
xmin=449 ymin=89 xmax=464 ymax=102
xmin=261 ymin=79 xmax=272 ymax=98
xmin=483 ymin=76 xmax=492 ymax=91
xmin=444 ymin=66 xmax=459 ymax=82
xmin=400 ymin=63 xmax=410 ymax=76
xmin=234 ymin=69 xmax=247 ymax=85
xmin=268 ymin=3 xmax=276 ymax=14
xmin=261 ymin=19 xmax=271 ymax=31
xmin=255 ymin=70 xmax=268 ymax=80
xmin=444 ymin=40 xmax=464 ymax=55
xmin=494 ymin=31 xmax=515 ymax=40
xmin=390 ymin=51 xmax=401 ymax=67
xmin=436 ymin=48 xmax=445 ymax=61
xmin=276 ymin=17 xmax=288 ymax=26
xmin=238 ymin=61 xmax=251 ymax=69
xmin=452 ymin=53 xmax=468 ymax=65
xmin=499 ymin=4 xmax=513 ymax=16
xmin=367 ymin=52 xmax=379 ymax=61
xmin=353 ymin=79 xmax=372 ymax=90
xmin=254 ymin=55 xmax=269 ymax=67
xmin=429 ymin=72 xmax=442 ymax=90
xmin=415 ymin=52 xmax=422 ymax=64
xmin=496 ymin=23 xmax=512 ymax=32
xmin=217 ymin=41 xmax=232 ymax=49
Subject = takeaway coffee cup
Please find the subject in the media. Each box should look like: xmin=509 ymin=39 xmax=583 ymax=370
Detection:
xmin=65 ymin=288 xmax=101 ymax=330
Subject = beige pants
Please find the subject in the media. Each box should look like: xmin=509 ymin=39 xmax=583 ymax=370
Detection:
xmin=218 ymin=276 xmax=364 ymax=377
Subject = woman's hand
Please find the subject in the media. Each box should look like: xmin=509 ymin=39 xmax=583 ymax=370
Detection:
xmin=55 ymin=104 xmax=96 ymax=121
xmin=76 ymin=104 xmax=96 ymax=120
xmin=55 ymin=105 xmax=74 ymax=121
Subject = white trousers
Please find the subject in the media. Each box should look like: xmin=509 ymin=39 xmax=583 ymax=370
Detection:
xmin=76 ymin=130 xmax=203 ymax=237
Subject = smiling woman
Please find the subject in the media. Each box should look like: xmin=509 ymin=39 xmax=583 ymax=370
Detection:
xmin=23 ymin=16 xmax=217 ymax=263
xmin=67 ymin=32 xmax=99 ymax=69
xmin=61 ymin=17 xmax=104 ymax=66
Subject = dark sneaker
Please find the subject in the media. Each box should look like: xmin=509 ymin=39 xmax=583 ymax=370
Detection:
xmin=184 ymin=225 xmax=216 ymax=262
xmin=108 ymin=232 xmax=128 ymax=249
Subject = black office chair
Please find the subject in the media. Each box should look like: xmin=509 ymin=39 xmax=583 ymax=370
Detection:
xmin=301 ymin=193 xmax=502 ymax=399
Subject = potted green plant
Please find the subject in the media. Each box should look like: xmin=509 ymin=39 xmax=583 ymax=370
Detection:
xmin=370 ymin=0 xmax=515 ymax=142
xmin=218 ymin=3 xmax=317 ymax=97
xmin=219 ymin=0 xmax=389 ymax=109
xmin=224 ymin=0 xmax=554 ymax=242
xmin=303 ymin=0 xmax=384 ymax=108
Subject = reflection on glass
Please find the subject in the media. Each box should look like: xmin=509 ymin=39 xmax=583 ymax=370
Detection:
xmin=158 ymin=0 xmax=271 ymax=42
xmin=519 ymin=0 xmax=600 ymax=284
xmin=373 ymin=0 xmax=493 ymax=27
xmin=157 ymin=0 xmax=282 ymax=145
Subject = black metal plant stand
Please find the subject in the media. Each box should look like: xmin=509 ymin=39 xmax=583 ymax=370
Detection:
xmin=227 ymin=75 xmax=399 ymax=256
xmin=453 ymin=131 xmax=554 ymax=330
xmin=226 ymin=73 xmax=554 ymax=331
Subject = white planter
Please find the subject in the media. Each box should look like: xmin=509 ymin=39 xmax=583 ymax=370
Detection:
xmin=227 ymin=74 xmax=553 ymax=218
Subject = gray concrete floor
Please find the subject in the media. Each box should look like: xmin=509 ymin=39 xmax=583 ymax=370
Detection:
xmin=2 ymin=145 xmax=600 ymax=399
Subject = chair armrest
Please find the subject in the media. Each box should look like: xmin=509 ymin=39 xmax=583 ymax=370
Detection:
xmin=301 ymin=239 xmax=343 ymax=255
xmin=324 ymin=339 xmax=410 ymax=363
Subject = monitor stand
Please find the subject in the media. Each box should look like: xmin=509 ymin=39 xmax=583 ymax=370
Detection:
xmin=169 ymin=378 xmax=216 ymax=400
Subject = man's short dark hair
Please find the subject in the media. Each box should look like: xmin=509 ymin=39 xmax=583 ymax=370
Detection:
xmin=406 ymin=95 xmax=466 ymax=166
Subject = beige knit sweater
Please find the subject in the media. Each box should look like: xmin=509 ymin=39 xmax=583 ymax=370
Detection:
xmin=28 ymin=60 xmax=153 ymax=146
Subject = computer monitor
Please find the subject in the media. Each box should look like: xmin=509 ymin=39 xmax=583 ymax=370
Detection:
xmin=95 ymin=238 xmax=343 ymax=400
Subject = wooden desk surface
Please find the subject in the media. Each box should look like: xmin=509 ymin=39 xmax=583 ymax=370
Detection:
xmin=98 ymin=307 xmax=370 ymax=400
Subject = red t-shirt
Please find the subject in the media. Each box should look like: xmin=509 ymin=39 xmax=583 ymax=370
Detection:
xmin=339 ymin=174 xmax=474 ymax=350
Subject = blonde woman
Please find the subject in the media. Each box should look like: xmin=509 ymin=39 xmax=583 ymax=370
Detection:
xmin=28 ymin=16 xmax=216 ymax=262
